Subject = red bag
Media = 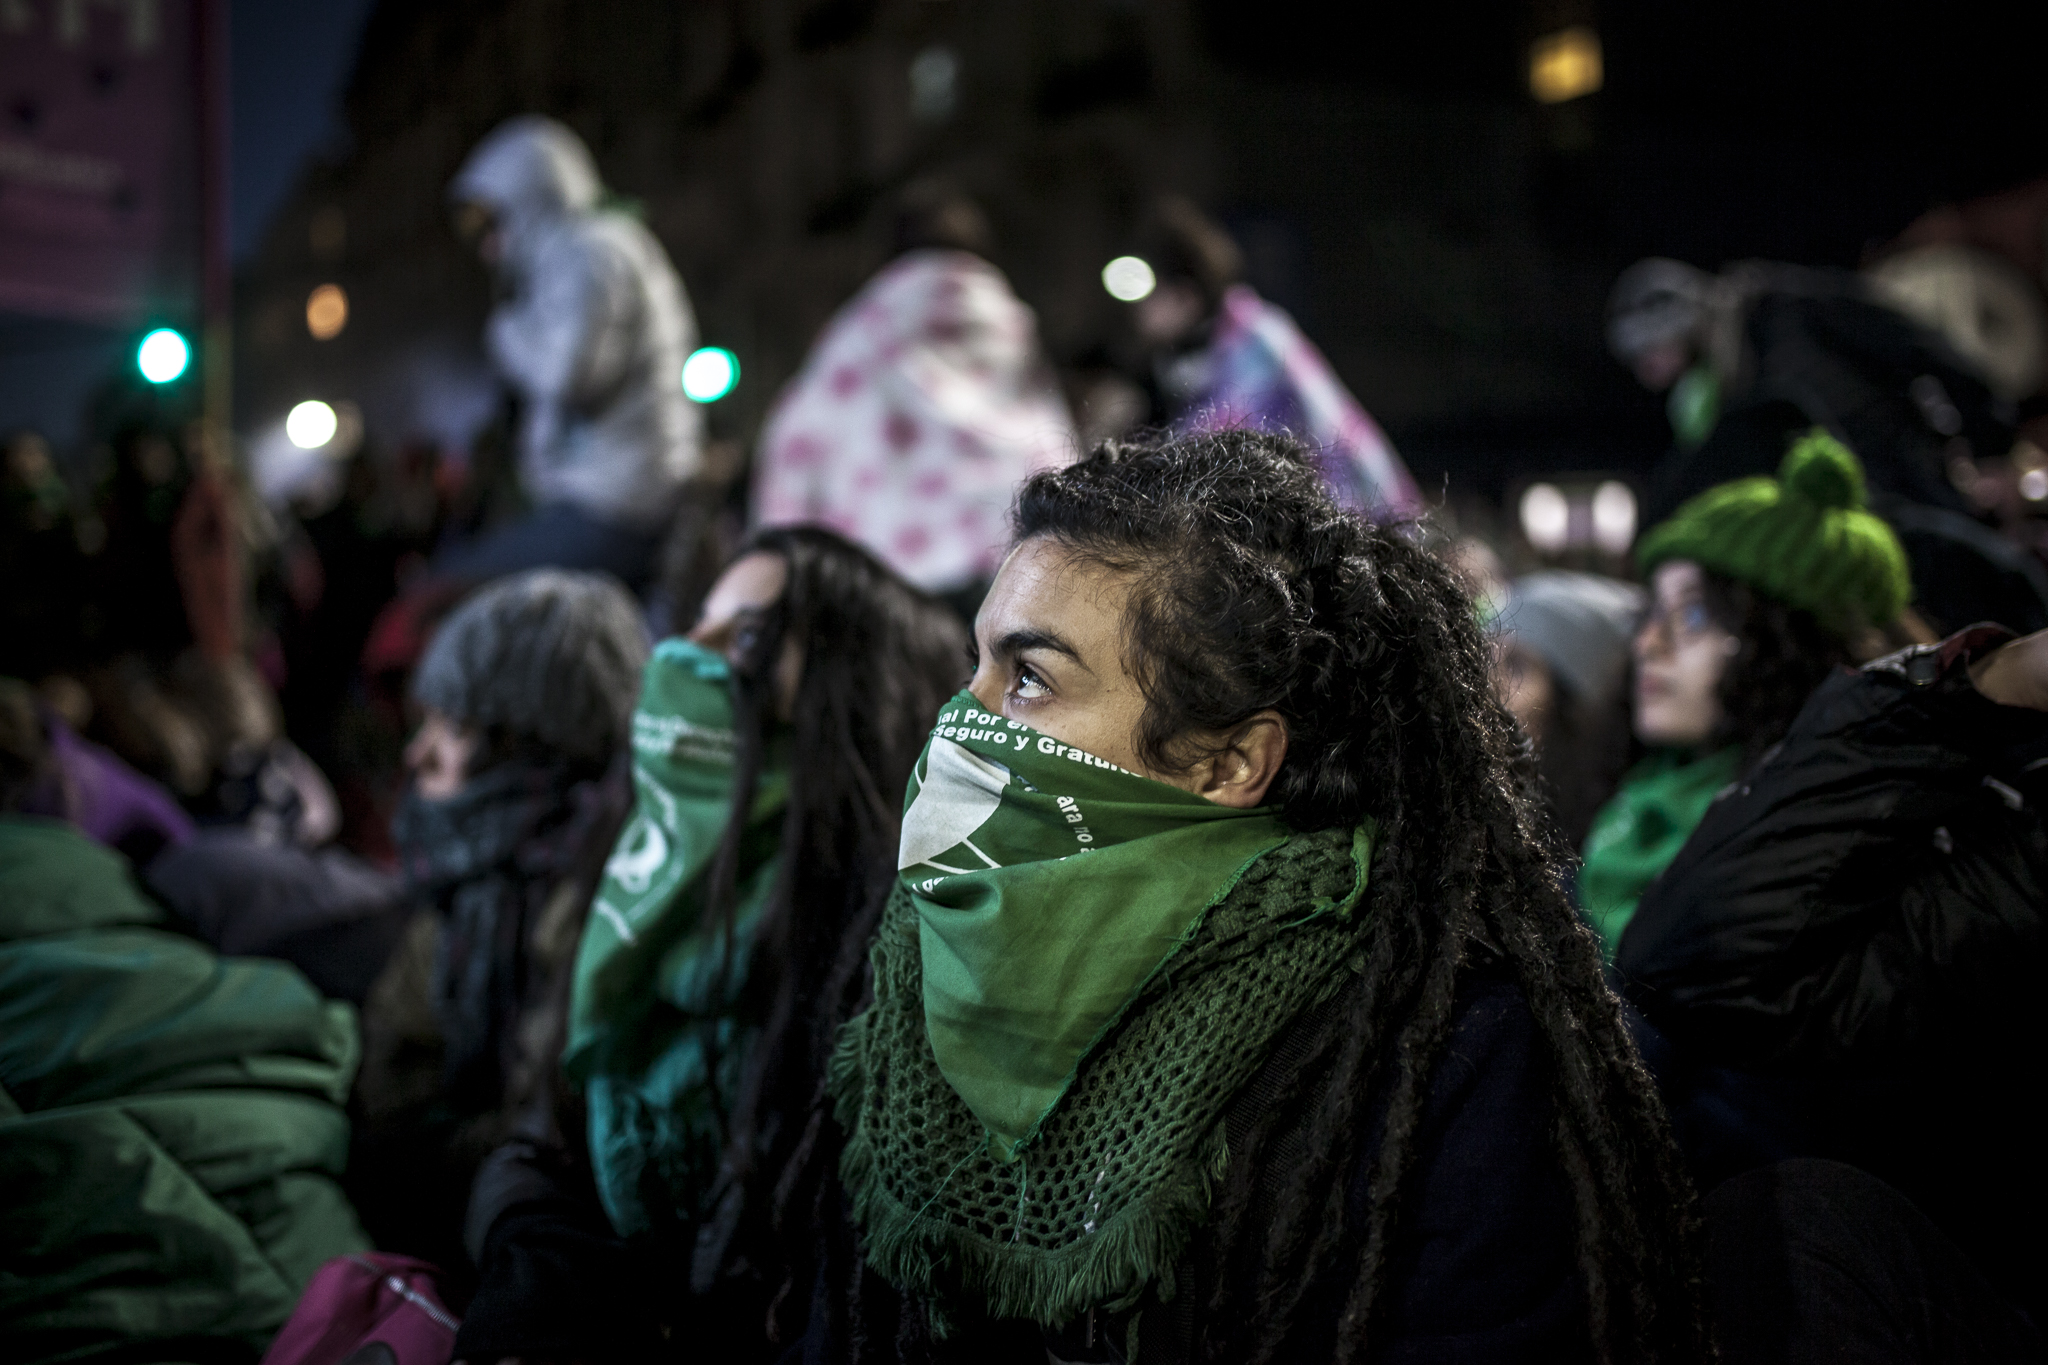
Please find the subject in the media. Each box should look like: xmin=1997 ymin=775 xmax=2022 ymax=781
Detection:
xmin=261 ymin=1253 xmax=461 ymax=1365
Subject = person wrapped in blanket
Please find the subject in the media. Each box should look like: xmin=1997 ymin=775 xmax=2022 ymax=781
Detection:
xmin=452 ymin=527 xmax=967 ymax=1363
xmin=1124 ymin=197 xmax=1422 ymax=523
xmin=0 ymin=679 xmax=370 ymax=1364
xmin=752 ymin=182 xmax=1075 ymax=605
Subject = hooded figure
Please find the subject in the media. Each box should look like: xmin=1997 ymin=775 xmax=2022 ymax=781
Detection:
xmin=1129 ymin=197 xmax=1422 ymax=521
xmin=446 ymin=117 xmax=701 ymax=582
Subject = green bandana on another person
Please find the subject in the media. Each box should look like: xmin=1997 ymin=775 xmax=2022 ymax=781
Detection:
xmin=1579 ymin=747 xmax=1740 ymax=961
xmin=828 ymin=695 xmax=1376 ymax=1330
xmin=565 ymin=638 xmax=787 ymax=1239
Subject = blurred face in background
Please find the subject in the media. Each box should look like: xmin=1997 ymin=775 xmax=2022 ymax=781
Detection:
xmin=1493 ymin=641 xmax=1557 ymax=747
xmin=1633 ymin=559 xmax=1736 ymax=747
xmin=690 ymin=550 xmax=802 ymax=718
xmin=452 ymin=200 xmax=503 ymax=266
xmin=405 ymin=708 xmax=480 ymax=801
xmin=1135 ymin=278 xmax=1208 ymax=348
xmin=1629 ymin=339 xmax=1692 ymax=392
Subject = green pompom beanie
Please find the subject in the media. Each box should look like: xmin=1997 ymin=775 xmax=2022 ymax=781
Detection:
xmin=1636 ymin=429 xmax=1911 ymax=633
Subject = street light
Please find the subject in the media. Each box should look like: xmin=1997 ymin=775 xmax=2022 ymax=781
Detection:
xmin=137 ymin=328 xmax=190 ymax=384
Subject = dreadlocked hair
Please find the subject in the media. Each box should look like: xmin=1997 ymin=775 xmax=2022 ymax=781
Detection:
xmin=688 ymin=526 xmax=969 ymax=1332
xmin=835 ymin=430 xmax=1707 ymax=1363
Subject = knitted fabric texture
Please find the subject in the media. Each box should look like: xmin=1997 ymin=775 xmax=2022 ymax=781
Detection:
xmin=1635 ymin=428 xmax=1911 ymax=633
xmin=413 ymin=569 xmax=649 ymax=763
xmin=830 ymin=826 xmax=1368 ymax=1330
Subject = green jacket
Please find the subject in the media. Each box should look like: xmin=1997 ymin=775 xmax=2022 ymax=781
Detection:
xmin=0 ymin=817 xmax=369 ymax=1364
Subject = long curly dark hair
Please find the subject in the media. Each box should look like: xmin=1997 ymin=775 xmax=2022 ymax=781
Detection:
xmin=1700 ymin=571 xmax=1851 ymax=766
xmin=796 ymin=431 xmax=1708 ymax=1363
xmin=688 ymin=526 xmax=968 ymax=1317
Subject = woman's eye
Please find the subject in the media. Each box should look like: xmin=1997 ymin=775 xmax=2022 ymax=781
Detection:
xmin=1014 ymin=667 xmax=1050 ymax=700
xmin=1678 ymin=603 xmax=1711 ymax=636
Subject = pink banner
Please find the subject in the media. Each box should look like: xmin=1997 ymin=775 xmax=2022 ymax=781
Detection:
xmin=0 ymin=0 xmax=205 ymax=324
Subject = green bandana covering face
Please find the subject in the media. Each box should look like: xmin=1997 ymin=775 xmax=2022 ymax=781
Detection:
xmin=901 ymin=693 xmax=1316 ymax=1161
xmin=567 ymin=638 xmax=787 ymax=1237
xmin=1578 ymin=746 xmax=1740 ymax=960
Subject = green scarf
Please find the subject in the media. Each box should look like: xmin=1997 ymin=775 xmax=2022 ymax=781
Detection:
xmin=566 ymin=638 xmax=787 ymax=1238
xmin=901 ymin=695 xmax=1327 ymax=1159
xmin=1579 ymin=746 xmax=1740 ymax=960
xmin=1668 ymin=363 xmax=1721 ymax=450
xmin=833 ymin=695 xmax=1375 ymax=1327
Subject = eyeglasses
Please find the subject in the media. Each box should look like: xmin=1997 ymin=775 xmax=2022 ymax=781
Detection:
xmin=1637 ymin=599 xmax=1719 ymax=648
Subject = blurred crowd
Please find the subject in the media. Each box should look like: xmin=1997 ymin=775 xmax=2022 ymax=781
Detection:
xmin=4 ymin=116 xmax=2047 ymax=1365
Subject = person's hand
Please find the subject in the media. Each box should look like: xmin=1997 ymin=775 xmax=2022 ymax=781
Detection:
xmin=1969 ymin=629 xmax=2048 ymax=711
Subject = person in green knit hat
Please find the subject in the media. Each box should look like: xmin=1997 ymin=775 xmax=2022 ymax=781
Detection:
xmin=1581 ymin=427 xmax=1912 ymax=959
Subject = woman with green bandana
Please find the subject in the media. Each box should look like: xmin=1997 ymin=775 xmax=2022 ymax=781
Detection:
xmin=1581 ymin=430 xmax=1913 ymax=961
xmin=452 ymin=527 xmax=966 ymax=1365
xmin=790 ymin=431 xmax=1708 ymax=1364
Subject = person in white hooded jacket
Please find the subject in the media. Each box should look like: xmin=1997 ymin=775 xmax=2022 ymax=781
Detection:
xmin=442 ymin=116 xmax=701 ymax=585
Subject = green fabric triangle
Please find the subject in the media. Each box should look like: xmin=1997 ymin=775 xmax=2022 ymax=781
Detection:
xmin=1579 ymin=746 xmax=1740 ymax=959
xmin=833 ymin=823 xmax=1373 ymax=1330
xmin=566 ymin=639 xmax=787 ymax=1237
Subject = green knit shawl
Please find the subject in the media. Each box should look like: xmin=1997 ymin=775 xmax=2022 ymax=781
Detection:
xmin=829 ymin=825 xmax=1371 ymax=1330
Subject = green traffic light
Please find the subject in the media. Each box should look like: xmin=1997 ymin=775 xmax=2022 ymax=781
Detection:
xmin=682 ymin=346 xmax=739 ymax=403
xmin=137 ymin=329 xmax=190 ymax=384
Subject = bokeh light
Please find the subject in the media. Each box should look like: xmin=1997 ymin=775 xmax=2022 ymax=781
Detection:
xmin=306 ymin=284 xmax=349 ymax=340
xmin=909 ymin=46 xmax=959 ymax=123
xmin=286 ymin=400 xmax=339 ymax=449
xmin=1102 ymin=256 xmax=1157 ymax=303
xmin=1591 ymin=480 xmax=1637 ymax=554
xmin=682 ymin=346 xmax=740 ymax=403
xmin=136 ymin=329 xmax=190 ymax=384
xmin=1520 ymin=482 xmax=1570 ymax=553
xmin=1529 ymin=26 xmax=1603 ymax=104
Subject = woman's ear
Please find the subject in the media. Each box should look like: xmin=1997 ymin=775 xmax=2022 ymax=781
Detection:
xmin=1198 ymin=711 xmax=1289 ymax=809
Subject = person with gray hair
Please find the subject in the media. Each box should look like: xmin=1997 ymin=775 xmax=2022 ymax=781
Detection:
xmin=409 ymin=567 xmax=650 ymax=772
xmin=1492 ymin=570 xmax=1645 ymax=847
xmin=354 ymin=569 xmax=648 ymax=1270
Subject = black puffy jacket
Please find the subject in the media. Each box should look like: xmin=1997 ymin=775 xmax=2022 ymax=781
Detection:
xmin=1618 ymin=625 xmax=2048 ymax=1322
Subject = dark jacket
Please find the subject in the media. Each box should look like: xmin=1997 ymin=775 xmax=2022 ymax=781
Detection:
xmin=1617 ymin=626 xmax=2048 ymax=1321
xmin=1647 ymin=271 xmax=2048 ymax=636
xmin=790 ymin=964 xmax=1589 ymax=1365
